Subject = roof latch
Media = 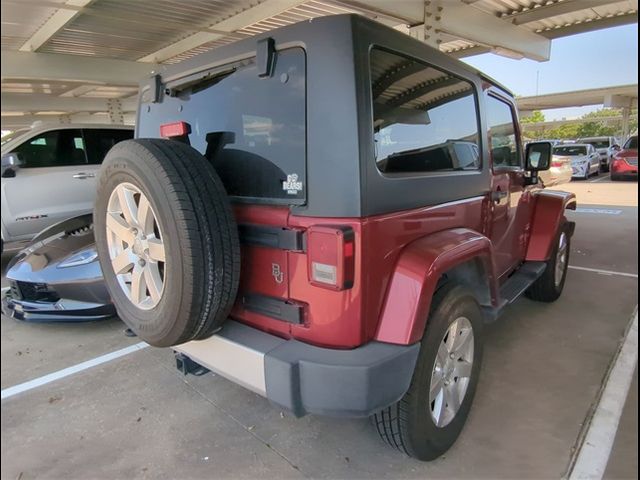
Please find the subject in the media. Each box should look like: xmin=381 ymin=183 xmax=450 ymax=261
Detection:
xmin=257 ymin=37 xmax=276 ymax=78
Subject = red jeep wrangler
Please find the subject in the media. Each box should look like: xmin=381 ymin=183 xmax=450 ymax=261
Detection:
xmin=94 ymin=15 xmax=576 ymax=460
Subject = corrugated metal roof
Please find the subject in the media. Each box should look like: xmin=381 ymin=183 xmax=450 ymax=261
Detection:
xmin=165 ymin=0 xmax=364 ymax=63
xmin=1 ymin=0 xmax=637 ymax=127
xmin=1 ymin=0 xmax=67 ymax=50
xmin=38 ymin=0 xmax=259 ymax=59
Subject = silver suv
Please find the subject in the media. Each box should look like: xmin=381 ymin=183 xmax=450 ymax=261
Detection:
xmin=1 ymin=123 xmax=133 ymax=251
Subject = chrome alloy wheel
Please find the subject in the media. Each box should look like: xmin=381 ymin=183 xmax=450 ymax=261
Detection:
xmin=106 ymin=182 xmax=166 ymax=310
xmin=429 ymin=317 xmax=474 ymax=428
xmin=554 ymin=231 xmax=568 ymax=288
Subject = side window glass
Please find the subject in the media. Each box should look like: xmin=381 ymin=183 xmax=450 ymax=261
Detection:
xmin=84 ymin=129 xmax=134 ymax=165
xmin=13 ymin=131 xmax=59 ymax=168
xmin=13 ymin=129 xmax=86 ymax=168
xmin=486 ymin=95 xmax=521 ymax=168
xmin=370 ymin=48 xmax=480 ymax=174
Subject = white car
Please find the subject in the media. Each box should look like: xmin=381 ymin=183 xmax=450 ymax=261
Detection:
xmin=552 ymin=143 xmax=601 ymax=180
xmin=577 ymin=136 xmax=621 ymax=172
xmin=1 ymin=124 xmax=133 ymax=252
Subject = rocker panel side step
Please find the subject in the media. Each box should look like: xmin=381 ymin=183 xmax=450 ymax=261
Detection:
xmin=483 ymin=261 xmax=547 ymax=322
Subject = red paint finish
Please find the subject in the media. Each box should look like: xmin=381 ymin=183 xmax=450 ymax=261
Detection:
xmin=374 ymin=229 xmax=497 ymax=345
xmin=525 ymin=190 xmax=576 ymax=262
xmin=240 ymin=197 xmax=487 ymax=349
xmin=611 ymin=145 xmax=638 ymax=176
xmin=489 ymin=170 xmax=535 ymax=277
xmin=230 ymin=205 xmax=295 ymax=340
xmin=230 ymin=189 xmax=566 ymax=349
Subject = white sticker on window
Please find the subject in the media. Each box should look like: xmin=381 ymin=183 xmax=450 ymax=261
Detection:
xmin=282 ymin=174 xmax=303 ymax=195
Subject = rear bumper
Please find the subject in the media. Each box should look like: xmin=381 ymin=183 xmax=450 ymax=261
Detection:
xmin=174 ymin=321 xmax=420 ymax=417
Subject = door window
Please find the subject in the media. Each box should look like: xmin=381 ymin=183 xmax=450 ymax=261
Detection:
xmin=84 ymin=129 xmax=134 ymax=164
xmin=12 ymin=129 xmax=86 ymax=168
xmin=486 ymin=95 xmax=521 ymax=168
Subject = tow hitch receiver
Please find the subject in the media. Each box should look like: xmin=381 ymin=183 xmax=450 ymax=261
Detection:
xmin=175 ymin=352 xmax=210 ymax=376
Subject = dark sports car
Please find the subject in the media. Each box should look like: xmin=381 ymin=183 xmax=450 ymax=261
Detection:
xmin=2 ymin=214 xmax=115 ymax=322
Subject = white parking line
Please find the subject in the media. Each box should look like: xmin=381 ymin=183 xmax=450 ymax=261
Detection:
xmin=1 ymin=342 xmax=148 ymax=400
xmin=589 ymin=174 xmax=611 ymax=183
xmin=569 ymin=309 xmax=638 ymax=479
xmin=574 ymin=208 xmax=622 ymax=215
xmin=568 ymin=265 xmax=638 ymax=279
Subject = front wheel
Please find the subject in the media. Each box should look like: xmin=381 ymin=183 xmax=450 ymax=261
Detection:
xmin=372 ymin=284 xmax=484 ymax=461
xmin=526 ymin=224 xmax=571 ymax=302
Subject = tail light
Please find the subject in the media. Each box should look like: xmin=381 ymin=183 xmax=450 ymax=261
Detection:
xmin=551 ymin=160 xmax=564 ymax=168
xmin=307 ymin=226 xmax=355 ymax=291
xmin=160 ymin=121 xmax=191 ymax=138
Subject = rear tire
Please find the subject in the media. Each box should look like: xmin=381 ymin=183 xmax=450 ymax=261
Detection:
xmin=94 ymin=139 xmax=241 ymax=347
xmin=526 ymin=224 xmax=570 ymax=302
xmin=372 ymin=284 xmax=484 ymax=461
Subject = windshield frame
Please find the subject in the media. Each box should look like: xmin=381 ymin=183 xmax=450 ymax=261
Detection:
xmin=1 ymin=128 xmax=30 ymax=147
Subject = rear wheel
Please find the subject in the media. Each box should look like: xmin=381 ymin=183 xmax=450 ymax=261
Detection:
xmin=94 ymin=139 xmax=241 ymax=347
xmin=526 ymin=224 xmax=570 ymax=302
xmin=372 ymin=284 xmax=483 ymax=461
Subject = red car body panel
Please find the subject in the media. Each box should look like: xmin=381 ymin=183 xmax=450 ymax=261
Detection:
xmin=611 ymin=147 xmax=638 ymax=175
xmin=229 ymin=196 xmax=518 ymax=348
xmin=525 ymin=190 xmax=576 ymax=262
xmin=374 ymin=228 xmax=498 ymax=345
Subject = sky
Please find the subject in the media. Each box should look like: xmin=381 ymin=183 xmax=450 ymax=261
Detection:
xmin=462 ymin=23 xmax=638 ymax=120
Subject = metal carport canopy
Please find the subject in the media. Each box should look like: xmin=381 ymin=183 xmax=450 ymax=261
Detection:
xmin=1 ymin=0 xmax=638 ymax=129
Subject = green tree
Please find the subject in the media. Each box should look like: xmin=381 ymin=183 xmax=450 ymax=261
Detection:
xmin=521 ymin=110 xmax=545 ymax=123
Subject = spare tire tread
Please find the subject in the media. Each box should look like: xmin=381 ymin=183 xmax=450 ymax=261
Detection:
xmin=159 ymin=139 xmax=240 ymax=339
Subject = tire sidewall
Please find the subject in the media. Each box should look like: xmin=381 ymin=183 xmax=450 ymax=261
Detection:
xmin=548 ymin=224 xmax=571 ymax=296
xmin=94 ymin=143 xmax=190 ymax=345
xmin=405 ymin=285 xmax=484 ymax=459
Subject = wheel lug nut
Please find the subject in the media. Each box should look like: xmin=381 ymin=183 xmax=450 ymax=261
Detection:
xmin=449 ymin=353 xmax=455 ymax=359
xmin=139 ymin=259 xmax=146 ymax=267
xmin=132 ymin=228 xmax=138 ymax=235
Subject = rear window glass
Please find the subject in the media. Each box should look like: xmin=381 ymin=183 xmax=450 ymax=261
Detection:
xmin=138 ymin=48 xmax=306 ymax=204
xmin=624 ymin=136 xmax=637 ymax=150
xmin=84 ymin=128 xmax=133 ymax=164
xmin=553 ymin=146 xmax=587 ymax=156
xmin=370 ymin=48 xmax=480 ymax=174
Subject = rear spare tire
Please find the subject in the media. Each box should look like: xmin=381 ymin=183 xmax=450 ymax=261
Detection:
xmin=94 ymin=139 xmax=240 ymax=347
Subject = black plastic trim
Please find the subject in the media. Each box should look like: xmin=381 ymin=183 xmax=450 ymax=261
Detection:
xmin=238 ymin=224 xmax=305 ymax=251
xmin=175 ymin=352 xmax=211 ymax=376
xmin=241 ymin=293 xmax=304 ymax=324
xmin=265 ymin=337 xmax=420 ymax=417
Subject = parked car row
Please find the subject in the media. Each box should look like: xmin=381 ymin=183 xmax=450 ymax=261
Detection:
xmin=533 ymin=135 xmax=637 ymax=184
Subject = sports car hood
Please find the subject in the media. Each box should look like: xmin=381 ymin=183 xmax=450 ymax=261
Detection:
xmin=6 ymin=214 xmax=96 ymax=277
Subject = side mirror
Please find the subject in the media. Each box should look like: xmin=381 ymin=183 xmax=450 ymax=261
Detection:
xmin=525 ymin=141 xmax=552 ymax=171
xmin=612 ymin=144 xmax=621 ymax=151
xmin=1 ymin=152 xmax=24 ymax=178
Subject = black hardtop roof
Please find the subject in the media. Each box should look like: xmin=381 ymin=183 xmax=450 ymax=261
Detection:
xmin=147 ymin=13 xmax=514 ymax=99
